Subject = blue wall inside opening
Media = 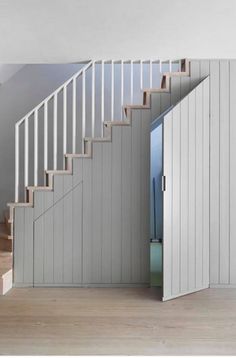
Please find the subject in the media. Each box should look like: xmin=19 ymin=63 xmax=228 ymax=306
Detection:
xmin=150 ymin=118 xmax=163 ymax=287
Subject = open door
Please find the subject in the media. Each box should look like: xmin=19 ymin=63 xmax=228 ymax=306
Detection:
xmin=162 ymin=77 xmax=210 ymax=301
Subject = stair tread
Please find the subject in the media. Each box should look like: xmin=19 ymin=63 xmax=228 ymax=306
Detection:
xmin=0 ymin=250 xmax=12 ymax=256
xmin=46 ymin=170 xmax=71 ymax=174
xmin=27 ymin=186 xmax=51 ymax=190
xmin=8 ymin=202 xmax=32 ymax=207
xmin=84 ymin=137 xmax=111 ymax=143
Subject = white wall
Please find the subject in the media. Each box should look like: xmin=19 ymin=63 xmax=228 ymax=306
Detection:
xmin=0 ymin=64 xmax=84 ymax=220
xmin=0 ymin=0 xmax=235 ymax=62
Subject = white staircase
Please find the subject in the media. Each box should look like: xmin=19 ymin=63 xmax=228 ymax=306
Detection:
xmin=1 ymin=59 xmax=191 ymax=293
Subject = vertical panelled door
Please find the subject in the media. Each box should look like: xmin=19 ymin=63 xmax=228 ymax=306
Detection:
xmin=163 ymin=77 xmax=210 ymax=301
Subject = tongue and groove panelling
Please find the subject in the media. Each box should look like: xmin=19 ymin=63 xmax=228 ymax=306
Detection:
xmin=13 ymin=60 xmax=236 ymax=287
xmin=189 ymin=60 xmax=233 ymax=287
xmin=14 ymin=108 xmax=151 ymax=286
xmin=155 ymin=60 xmax=232 ymax=289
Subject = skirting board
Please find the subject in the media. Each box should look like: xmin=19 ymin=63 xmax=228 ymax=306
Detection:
xmin=210 ymin=284 xmax=236 ymax=288
xmin=13 ymin=283 xmax=150 ymax=288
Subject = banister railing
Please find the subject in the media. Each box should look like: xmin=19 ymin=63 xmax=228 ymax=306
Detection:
xmin=15 ymin=59 xmax=181 ymax=202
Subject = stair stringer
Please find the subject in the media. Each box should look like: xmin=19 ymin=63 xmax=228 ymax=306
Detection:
xmin=8 ymin=58 xmax=196 ymax=288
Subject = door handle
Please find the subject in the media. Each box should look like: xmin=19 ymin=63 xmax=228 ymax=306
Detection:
xmin=162 ymin=175 xmax=166 ymax=192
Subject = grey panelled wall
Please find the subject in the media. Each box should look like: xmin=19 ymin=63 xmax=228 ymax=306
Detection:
xmin=13 ymin=59 xmax=236 ymax=288
xmin=185 ymin=59 xmax=236 ymax=288
xmin=163 ymin=78 xmax=210 ymax=301
xmin=13 ymin=108 xmax=150 ymax=286
xmin=210 ymin=59 xmax=236 ymax=287
xmin=152 ymin=59 xmax=236 ymax=288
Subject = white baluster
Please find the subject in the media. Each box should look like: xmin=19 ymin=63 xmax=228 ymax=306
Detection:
xmin=14 ymin=58 xmax=174 ymax=201
xmin=24 ymin=117 xmax=29 ymax=193
xmin=140 ymin=60 xmax=143 ymax=89
xmin=130 ymin=60 xmax=133 ymax=104
xmin=82 ymin=69 xmax=86 ymax=153
xmin=44 ymin=102 xmax=48 ymax=173
xmin=72 ymin=78 xmax=76 ymax=154
xmin=150 ymin=60 xmax=153 ymax=88
xmin=34 ymin=110 xmax=38 ymax=186
xmin=179 ymin=59 xmax=182 ymax=72
xmin=92 ymin=62 xmax=95 ymax=137
xmin=159 ymin=60 xmax=162 ymax=87
xmin=120 ymin=60 xmax=124 ymax=120
xmin=14 ymin=61 xmax=93 ymax=200
xmin=111 ymin=60 xmax=114 ymax=121
xmin=53 ymin=94 xmax=57 ymax=170
xmin=15 ymin=123 xmax=20 ymax=202
xmin=101 ymin=60 xmax=104 ymax=136
xmin=63 ymin=86 xmax=67 ymax=164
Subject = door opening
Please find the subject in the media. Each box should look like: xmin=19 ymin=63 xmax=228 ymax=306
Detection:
xmin=150 ymin=108 xmax=172 ymax=289
xmin=150 ymin=77 xmax=210 ymax=301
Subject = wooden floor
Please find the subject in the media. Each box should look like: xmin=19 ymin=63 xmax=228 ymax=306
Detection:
xmin=0 ymin=287 xmax=236 ymax=355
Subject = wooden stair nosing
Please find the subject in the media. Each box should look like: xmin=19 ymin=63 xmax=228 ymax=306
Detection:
xmin=0 ymin=233 xmax=12 ymax=241
xmin=46 ymin=169 xmax=72 ymax=175
xmin=84 ymin=136 xmax=112 ymax=143
xmin=104 ymin=120 xmax=130 ymax=127
xmin=8 ymin=202 xmax=32 ymax=208
xmin=27 ymin=186 xmax=52 ymax=191
xmin=65 ymin=153 xmax=91 ymax=158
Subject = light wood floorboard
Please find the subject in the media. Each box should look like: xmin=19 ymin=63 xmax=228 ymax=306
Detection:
xmin=0 ymin=287 xmax=236 ymax=355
